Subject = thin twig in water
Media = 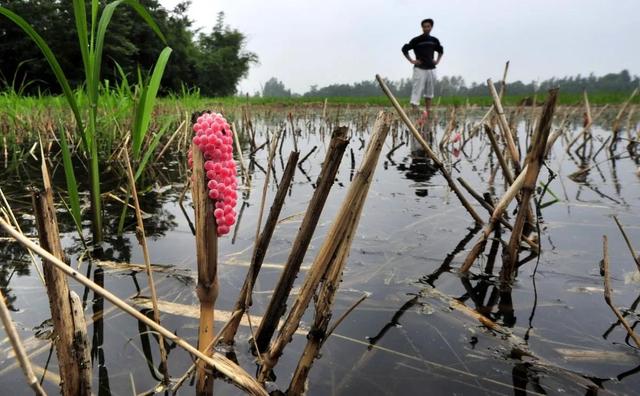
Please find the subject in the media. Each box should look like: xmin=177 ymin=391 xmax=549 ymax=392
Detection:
xmin=612 ymin=215 xmax=640 ymax=273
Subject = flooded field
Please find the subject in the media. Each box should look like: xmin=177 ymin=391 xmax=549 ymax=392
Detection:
xmin=1 ymin=106 xmax=640 ymax=395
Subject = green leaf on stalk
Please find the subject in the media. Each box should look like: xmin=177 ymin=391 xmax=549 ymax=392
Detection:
xmin=135 ymin=120 xmax=171 ymax=181
xmin=132 ymin=47 xmax=173 ymax=158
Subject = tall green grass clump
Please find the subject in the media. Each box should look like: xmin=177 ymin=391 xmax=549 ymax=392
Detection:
xmin=0 ymin=0 xmax=172 ymax=243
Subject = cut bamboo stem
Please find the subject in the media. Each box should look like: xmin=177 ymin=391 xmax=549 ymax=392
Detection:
xmin=376 ymin=75 xmax=483 ymax=225
xmin=0 ymin=217 xmax=267 ymax=396
xmin=191 ymin=141 xmax=219 ymax=396
xmin=32 ymin=156 xmax=89 ymax=396
xmin=257 ymin=112 xmax=391 ymax=384
xmin=221 ymin=150 xmax=299 ymax=344
xmin=123 ymin=149 xmax=170 ymax=385
xmin=255 ymin=127 xmax=349 ymax=352
xmin=503 ymin=88 xmax=559 ymax=280
xmin=602 ymin=235 xmax=640 ymax=347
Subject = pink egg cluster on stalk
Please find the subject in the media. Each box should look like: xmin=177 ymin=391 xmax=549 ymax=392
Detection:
xmin=187 ymin=112 xmax=238 ymax=236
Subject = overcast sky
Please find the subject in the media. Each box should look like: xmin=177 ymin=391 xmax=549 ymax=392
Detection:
xmin=161 ymin=0 xmax=639 ymax=95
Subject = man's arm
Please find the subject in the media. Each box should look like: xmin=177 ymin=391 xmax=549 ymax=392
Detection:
xmin=434 ymin=39 xmax=444 ymax=66
xmin=402 ymin=40 xmax=421 ymax=65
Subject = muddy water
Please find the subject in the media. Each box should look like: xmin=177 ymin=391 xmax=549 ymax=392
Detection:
xmin=1 ymin=108 xmax=639 ymax=395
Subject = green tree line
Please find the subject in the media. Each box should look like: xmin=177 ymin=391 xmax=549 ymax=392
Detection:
xmin=262 ymin=70 xmax=639 ymax=98
xmin=0 ymin=0 xmax=257 ymax=96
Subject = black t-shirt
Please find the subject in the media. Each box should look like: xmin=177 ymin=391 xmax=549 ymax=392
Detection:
xmin=402 ymin=34 xmax=443 ymax=70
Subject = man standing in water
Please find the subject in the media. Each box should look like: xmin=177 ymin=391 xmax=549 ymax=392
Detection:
xmin=402 ymin=18 xmax=443 ymax=121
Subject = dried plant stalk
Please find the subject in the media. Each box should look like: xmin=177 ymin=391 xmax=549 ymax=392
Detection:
xmin=255 ymin=127 xmax=349 ymax=352
xmin=191 ymin=142 xmax=219 ymax=395
xmin=502 ymin=88 xmax=558 ymax=279
xmin=257 ymin=112 xmax=391 ymax=384
xmin=32 ymin=155 xmax=89 ymax=396
xmin=221 ymin=150 xmax=299 ymax=343
xmin=488 ymin=79 xmax=521 ymax=173
xmin=0 ymin=218 xmax=267 ymax=396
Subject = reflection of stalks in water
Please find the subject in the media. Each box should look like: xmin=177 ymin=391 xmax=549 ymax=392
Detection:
xmin=601 ymin=235 xmax=640 ymax=347
xmin=420 ymin=225 xmax=482 ymax=287
xmin=0 ymin=287 xmax=47 ymax=395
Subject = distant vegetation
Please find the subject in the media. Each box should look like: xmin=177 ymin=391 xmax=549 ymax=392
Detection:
xmin=261 ymin=70 xmax=640 ymax=100
xmin=0 ymin=0 xmax=257 ymax=96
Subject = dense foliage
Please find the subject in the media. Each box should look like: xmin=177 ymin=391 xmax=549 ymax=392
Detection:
xmin=0 ymin=0 xmax=257 ymax=96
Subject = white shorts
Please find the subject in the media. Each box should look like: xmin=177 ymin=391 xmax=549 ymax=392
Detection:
xmin=410 ymin=68 xmax=437 ymax=105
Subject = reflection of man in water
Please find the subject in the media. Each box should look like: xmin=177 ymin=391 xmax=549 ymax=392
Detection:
xmin=397 ymin=152 xmax=437 ymax=197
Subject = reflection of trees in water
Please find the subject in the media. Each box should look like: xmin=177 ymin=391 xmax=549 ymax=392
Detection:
xmin=0 ymin=158 xmax=183 ymax=309
xmin=0 ymin=253 xmax=30 ymax=311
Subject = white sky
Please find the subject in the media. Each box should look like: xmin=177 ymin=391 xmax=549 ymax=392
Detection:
xmin=161 ymin=0 xmax=639 ymax=95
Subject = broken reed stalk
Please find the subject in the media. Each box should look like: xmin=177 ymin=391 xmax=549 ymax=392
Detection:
xmin=456 ymin=177 xmax=538 ymax=252
xmin=488 ymin=79 xmax=521 ymax=174
xmin=612 ymin=88 xmax=638 ymax=133
xmin=288 ymin=185 xmax=374 ymax=395
xmin=220 ymin=150 xmax=300 ymax=344
xmin=375 ymin=74 xmax=484 ymax=225
xmin=498 ymin=60 xmax=510 ymax=98
xmin=257 ymin=112 xmax=391 ymax=384
xmin=460 ymin=165 xmax=527 ymax=272
xmin=462 ymin=61 xmax=510 ymax=148
xmin=253 ymin=130 xmax=282 ymax=247
xmin=231 ymin=122 xmax=250 ymax=187
xmin=602 ymin=235 xmax=640 ymax=347
xmin=612 ymin=215 xmax=640 ymax=273
xmin=461 ymin=90 xmax=562 ymax=273
xmin=546 ymin=107 xmax=578 ymax=157
xmin=32 ymin=155 xmax=90 ymax=396
xmin=255 ymin=127 xmax=350 ymax=352
xmin=155 ymin=120 xmax=186 ymax=162
xmin=502 ymin=88 xmax=559 ymax=280
xmin=0 ymin=288 xmax=47 ymax=396
xmin=484 ymin=124 xmax=515 ymax=185
xmin=0 ymin=218 xmax=267 ymax=396
xmin=565 ymin=91 xmax=595 ymax=152
xmin=171 ymin=310 xmax=243 ymax=395
xmin=123 ymin=150 xmax=170 ymax=384
xmin=191 ymin=142 xmax=219 ymax=396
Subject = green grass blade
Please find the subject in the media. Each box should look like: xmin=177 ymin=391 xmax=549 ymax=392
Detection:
xmin=57 ymin=123 xmax=83 ymax=233
xmin=0 ymin=7 xmax=86 ymax=145
xmin=134 ymin=120 xmax=171 ymax=181
xmin=132 ymin=47 xmax=173 ymax=158
xmin=72 ymin=0 xmax=90 ymax=80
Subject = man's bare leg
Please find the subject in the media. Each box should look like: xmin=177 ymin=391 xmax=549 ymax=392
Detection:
xmin=424 ymin=97 xmax=432 ymax=118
